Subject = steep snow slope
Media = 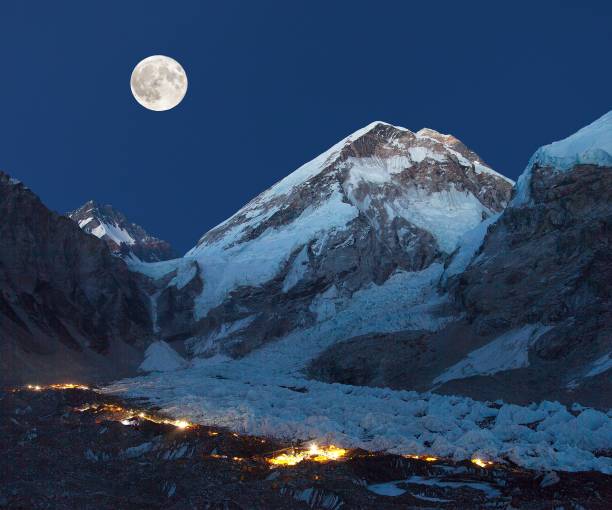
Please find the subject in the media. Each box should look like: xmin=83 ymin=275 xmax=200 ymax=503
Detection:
xmin=181 ymin=121 xmax=513 ymax=356
xmin=513 ymin=110 xmax=612 ymax=206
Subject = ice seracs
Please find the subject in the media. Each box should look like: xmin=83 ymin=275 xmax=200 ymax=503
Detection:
xmin=181 ymin=120 xmax=513 ymax=357
xmin=100 ymin=113 xmax=612 ymax=476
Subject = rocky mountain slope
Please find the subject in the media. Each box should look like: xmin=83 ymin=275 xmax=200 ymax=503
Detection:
xmin=0 ymin=174 xmax=153 ymax=385
xmin=4 ymin=112 xmax=610 ymax=411
xmin=170 ymin=121 xmax=513 ymax=357
xmin=310 ymin=111 xmax=612 ymax=407
xmin=444 ymin=110 xmax=612 ymax=406
xmin=69 ymin=200 xmax=175 ymax=262
xmin=105 ymin=113 xmax=612 ymax=475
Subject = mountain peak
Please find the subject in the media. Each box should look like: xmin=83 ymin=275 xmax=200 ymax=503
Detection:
xmin=416 ymin=127 xmax=458 ymax=144
xmin=186 ymin=120 xmax=514 ymax=322
xmin=68 ymin=201 xmax=175 ymax=262
xmin=0 ymin=171 xmax=25 ymax=188
xmin=513 ymin=110 xmax=612 ymax=206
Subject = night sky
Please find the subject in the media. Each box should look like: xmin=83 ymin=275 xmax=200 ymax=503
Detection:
xmin=1 ymin=1 xmax=610 ymax=253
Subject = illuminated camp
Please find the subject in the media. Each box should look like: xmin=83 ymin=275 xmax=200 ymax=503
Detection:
xmin=267 ymin=444 xmax=348 ymax=467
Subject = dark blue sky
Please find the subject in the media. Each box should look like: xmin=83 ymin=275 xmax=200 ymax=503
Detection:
xmin=1 ymin=1 xmax=610 ymax=253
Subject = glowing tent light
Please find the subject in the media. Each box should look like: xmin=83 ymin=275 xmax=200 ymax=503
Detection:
xmin=267 ymin=444 xmax=348 ymax=467
xmin=471 ymin=458 xmax=493 ymax=468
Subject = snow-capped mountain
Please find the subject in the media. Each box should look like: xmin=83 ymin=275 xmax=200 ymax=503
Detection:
xmin=177 ymin=121 xmax=513 ymax=356
xmin=69 ymin=200 xmax=175 ymax=262
xmin=107 ymin=114 xmax=612 ymax=476
xmin=4 ymin=112 xmax=612 ymax=477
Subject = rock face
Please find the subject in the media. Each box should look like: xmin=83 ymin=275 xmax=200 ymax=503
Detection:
xmin=180 ymin=121 xmax=513 ymax=356
xmin=0 ymin=173 xmax=153 ymax=385
xmin=69 ymin=200 xmax=175 ymax=262
xmin=128 ymin=257 xmax=203 ymax=344
xmin=310 ymin=111 xmax=612 ymax=408
xmin=444 ymin=112 xmax=612 ymax=406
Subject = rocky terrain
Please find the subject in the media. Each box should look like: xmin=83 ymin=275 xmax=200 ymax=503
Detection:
xmin=307 ymin=112 xmax=612 ymax=408
xmin=2 ymin=385 xmax=610 ymax=509
xmin=69 ymin=200 xmax=175 ymax=262
xmin=441 ymin=162 xmax=612 ymax=407
xmin=0 ymin=174 xmax=153 ymax=386
xmin=2 ymin=113 xmax=611 ymax=501
xmin=172 ymin=121 xmax=513 ymax=357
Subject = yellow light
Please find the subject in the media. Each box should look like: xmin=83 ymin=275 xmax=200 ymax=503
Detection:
xmin=267 ymin=444 xmax=347 ymax=467
xmin=50 ymin=383 xmax=90 ymax=390
xmin=404 ymin=454 xmax=439 ymax=462
xmin=471 ymin=458 xmax=493 ymax=468
xmin=267 ymin=451 xmax=306 ymax=466
xmin=26 ymin=383 xmax=90 ymax=391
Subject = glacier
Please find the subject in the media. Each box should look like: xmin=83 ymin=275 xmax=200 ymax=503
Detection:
xmin=106 ymin=263 xmax=612 ymax=474
xmin=105 ymin=361 xmax=612 ymax=474
xmin=108 ymin=116 xmax=612 ymax=476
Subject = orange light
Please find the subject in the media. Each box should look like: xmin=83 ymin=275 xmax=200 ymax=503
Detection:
xmin=471 ymin=458 xmax=493 ymax=468
xmin=267 ymin=444 xmax=347 ymax=467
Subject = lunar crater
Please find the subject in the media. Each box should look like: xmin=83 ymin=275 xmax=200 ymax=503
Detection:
xmin=130 ymin=55 xmax=187 ymax=111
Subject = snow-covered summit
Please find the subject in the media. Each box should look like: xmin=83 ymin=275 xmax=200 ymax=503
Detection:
xmin=189 ymin=120 xmax=513 ymax=255
xmin=68 ymin=200 xmax=175 ymax=262
xmin=182 ymin=121 xmax=514 ymax=354
xmin=513 ymin=110 xmax=612 ymax=205
xmin=251 ymin=121 xmax=408 ymax=201
xmin=247 ymin=121 xmax=512 ymax=203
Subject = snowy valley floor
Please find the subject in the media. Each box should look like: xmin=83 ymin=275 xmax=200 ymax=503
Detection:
xmin=3 ymin=386 xmax=611 ymax=509
xmin=105 ymin=339 xmax=612 ymax=476
xmin=106 ymin=265 xmax=612 ymax=478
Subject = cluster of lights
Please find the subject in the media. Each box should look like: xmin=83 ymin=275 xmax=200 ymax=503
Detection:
xmin=22 ymin=383 xmax=496 ymax=470
xmin=405 ymin=454 xmax=494 ymax=468
xmin=267 ymin=444 xmax=348 ymax=467
xmin=471 ymin=458 xmax=494 ymax=468
xmin=405 ymin=454 xmax=439 ymax=462
xmin=76 ymin=402 xmax=191 ymax=430
xmin=26 ymin=383 xmax=90 ymax=391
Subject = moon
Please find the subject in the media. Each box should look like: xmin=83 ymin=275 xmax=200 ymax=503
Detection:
xmin=130 ymin=55 xmax=188 ymax=111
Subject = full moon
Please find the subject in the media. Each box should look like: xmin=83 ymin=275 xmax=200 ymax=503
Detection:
xmin=130 ymin=55 xmax=188 ymax=111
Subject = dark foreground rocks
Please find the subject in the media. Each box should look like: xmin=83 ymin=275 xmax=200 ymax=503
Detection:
xmin=1 ymin=387 xmax=610 ymax=509
xmin=0 ymin=172 xmax=152 ymax=387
